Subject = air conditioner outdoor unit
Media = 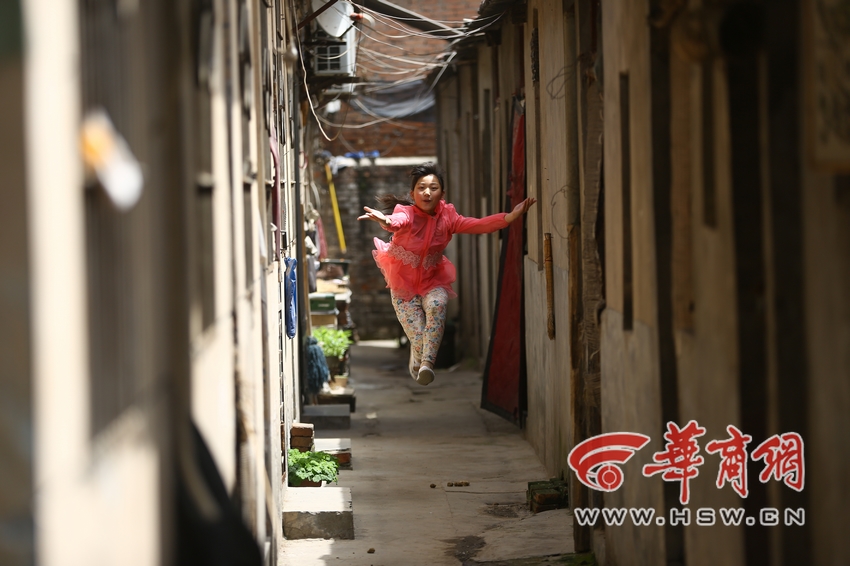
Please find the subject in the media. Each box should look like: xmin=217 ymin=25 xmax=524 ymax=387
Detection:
xmin=312 ymin=25 xmax=357 ymax=77
xmin=310 ymin=0 xmax=357 ymax=78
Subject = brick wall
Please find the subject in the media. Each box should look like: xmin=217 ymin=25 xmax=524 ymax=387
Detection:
xmin=319 ymin=0 xmax=480 ymax=158
xmin=313 ymin=1 xmax=479 ymax=339
xmin=322 ymin=109 xmax=435 ymax=158
xmin=354 ymin=0 xmax=478 ymax=85
xmin=315 ymin=163 xmax=417 ymax=340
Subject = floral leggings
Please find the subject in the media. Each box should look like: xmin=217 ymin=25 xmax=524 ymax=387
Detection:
xmin=391 ymin=287 xmax=449 ymax=366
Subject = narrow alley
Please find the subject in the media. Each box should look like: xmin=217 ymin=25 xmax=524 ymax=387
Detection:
xmin=3 ymin=0 xmax=850 ymax=565
xmin=280 ymin=341 xmax=575 ymax=566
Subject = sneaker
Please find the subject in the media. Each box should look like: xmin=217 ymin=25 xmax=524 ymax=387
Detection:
xmin=409 ymin=350 xmax=421 ymax=380
xmin=416 ymin=366 xmax=435 ymax=386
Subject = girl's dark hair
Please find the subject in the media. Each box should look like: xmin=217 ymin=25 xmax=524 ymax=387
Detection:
xmin=409 ymin=161 xmax=445 ymax=193
xmin=374 ymin=161 xmax=445 ymax=212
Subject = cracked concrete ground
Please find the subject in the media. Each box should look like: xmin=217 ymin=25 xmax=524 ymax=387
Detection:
xmin=279 ymin=341 xmax=576 ymax=565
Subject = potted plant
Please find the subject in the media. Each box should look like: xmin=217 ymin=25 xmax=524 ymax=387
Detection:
xmin=313 ymin=327 xmax=353 ymax=377
xmin=287 ymin=449 xmax=339 ymax=487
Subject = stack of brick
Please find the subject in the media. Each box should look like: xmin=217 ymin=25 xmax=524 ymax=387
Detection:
xmin=526 ymin=478 xmax=570 ymax=513
xmin=290 ymin=422 xmax=315 ymax=452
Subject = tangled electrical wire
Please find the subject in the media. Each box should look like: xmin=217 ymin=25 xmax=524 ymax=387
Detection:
xmin=295 ymin=0 xmax=506 ymax=140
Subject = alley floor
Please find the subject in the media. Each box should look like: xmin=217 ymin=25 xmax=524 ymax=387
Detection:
xmin=279 ymin=340 xmax=575 ymax=566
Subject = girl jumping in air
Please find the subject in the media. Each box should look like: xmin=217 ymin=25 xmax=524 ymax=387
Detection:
xmin=358 ymin=162 xmax=536 ymax=386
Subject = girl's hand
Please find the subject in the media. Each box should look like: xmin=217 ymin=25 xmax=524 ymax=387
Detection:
xmin=505 ymin=197 xmax=537 ymax=223
xmin=358 ymin=206 xmax=390 ymax=228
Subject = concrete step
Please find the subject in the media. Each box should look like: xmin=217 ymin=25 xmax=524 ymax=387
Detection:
xmin=282 ymin=486 xmax=354 ymax=540
xmin=317 ymin=386 xmax=356 ymax=412
xmin=302 ymin=404 xmax=351 ymax=430
xmin=314 ymin=437 xmax=352 ymax=469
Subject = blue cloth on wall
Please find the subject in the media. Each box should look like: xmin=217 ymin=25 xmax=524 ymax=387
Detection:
xmin=305 ymin=337 xmax=330 ymax=394
xmin=284 ymin=257 xmax=297 ymax=339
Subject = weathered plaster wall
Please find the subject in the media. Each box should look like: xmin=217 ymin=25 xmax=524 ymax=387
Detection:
xmin=599 ymin=313 xmax=666 ymax=566
xmin=524 ymin=258 xmax=572 ymax=476
xmin=679 ymin=59 xmax=745 ymax=566
xmin=438 ymin=1 xmax=850 ymax=564
xmin=802 ymin=160 xmax=850 ymax=566
xmin=600 ymin=1 xmax=669 ymax=563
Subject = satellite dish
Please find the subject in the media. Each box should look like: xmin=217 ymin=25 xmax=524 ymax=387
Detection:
xmin=311 ymin=0 xmax=355 ymax=38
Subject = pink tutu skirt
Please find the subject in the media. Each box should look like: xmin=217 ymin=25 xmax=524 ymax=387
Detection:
xmin=372 ymin=237 xmax=457 ymax=300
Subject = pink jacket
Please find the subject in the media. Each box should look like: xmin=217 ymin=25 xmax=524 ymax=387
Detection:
xmin=372 ymin=200 xmax=509 ymax=299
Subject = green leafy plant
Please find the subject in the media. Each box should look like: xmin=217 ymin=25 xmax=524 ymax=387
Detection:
xmin=313 ymin=327 xmax=353 ymax=360
xmin=287 ymin=449 xmax=339 ymax=486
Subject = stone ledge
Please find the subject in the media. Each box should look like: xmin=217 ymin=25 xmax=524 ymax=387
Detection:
xmin=302 ymin=404 xmax=351 ymax=430
xmin=317 ymin=387 xmax=356 ymax=412
xmin=282 ymin=486 xmax=354 ymax=540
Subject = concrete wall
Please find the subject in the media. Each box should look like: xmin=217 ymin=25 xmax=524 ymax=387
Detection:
xmin=599 ymin=1 xmax=669 ymax=563
xmin=0 ymin=0 xmax=304 ymax=563
xmin=521 ymin=0 xmax=577 ymax=477
xmin=24 ymin=2 xmax=170 ymax=564
xmin=675 ymin=49 xmax=745 ymax=566
xmin=436 ymin=0 xmax=850 ymax=563
xmin=432 ymin=0 xmax=579 ymax=456
xmin=793 ymin=5 xmax=850 ymax=564
xmin=802 ymin=171 xmax=850 ymax=566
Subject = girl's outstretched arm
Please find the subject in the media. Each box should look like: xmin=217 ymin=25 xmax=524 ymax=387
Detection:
xmin=357 ymin=206 xmax=391 ymax=228
xmin=505 ymin=197 xmax=537 ymax=224
xmin=358 ymin=205 xmax=412 ymax=231
xmin=452 ymin=197 xmax=538 ymax=234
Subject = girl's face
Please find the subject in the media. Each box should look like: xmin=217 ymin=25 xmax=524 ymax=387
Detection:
xmin=411 ymin=174 xmax=444 ymax=215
